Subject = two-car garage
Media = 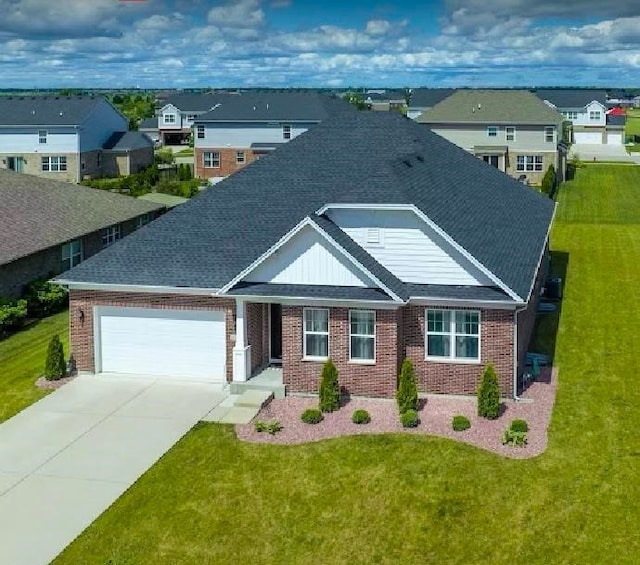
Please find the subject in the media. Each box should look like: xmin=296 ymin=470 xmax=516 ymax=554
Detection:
xmin=94 ymin=307 xmax=227 ymax=382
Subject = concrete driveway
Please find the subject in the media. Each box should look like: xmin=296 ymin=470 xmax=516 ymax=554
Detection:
xmin=0 ymin=375 xmax=227 ymax=565
xmin=570 ymin=143 xmax=636 ymax=163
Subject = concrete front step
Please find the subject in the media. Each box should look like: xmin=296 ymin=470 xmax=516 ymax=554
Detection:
xmin=235 ymin=389 xmax=273 ymax=408
xmin=230 ymin=381 xmax=286 ymax=399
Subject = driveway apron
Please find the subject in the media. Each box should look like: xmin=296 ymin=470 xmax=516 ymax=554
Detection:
xmin=0 ymin=375 xmax=227 ymax=565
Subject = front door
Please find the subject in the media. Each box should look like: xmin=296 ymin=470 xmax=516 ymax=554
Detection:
xmin=483 ymin=155 xmax=499 ymax=168
xmin=270 ymin=303 xmax=282 ymax=363
xmin=7 ymin=157 xmax=25 ymax=172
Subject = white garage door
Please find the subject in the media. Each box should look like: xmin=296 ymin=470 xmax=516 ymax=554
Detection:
xmin=607 ymin=132 xmax=623 ymax=145
xmin=96 ymin=307 xmax=226 ymax=381
xmin=574 ymin=131 xmax=602 ymax=144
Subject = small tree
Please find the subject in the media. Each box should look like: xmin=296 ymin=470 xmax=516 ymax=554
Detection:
xmin=477 ymin=363 xmax=501 ymax=419
xmin=541 ymin=164 xmax=556 ymax=196
xmin=396 ymin=358 xmax=418 ymax=414
xmin=45 ymin=335 xmax=66 ymax=381
xmin=318 ymin=359 xmax=340 ymax=412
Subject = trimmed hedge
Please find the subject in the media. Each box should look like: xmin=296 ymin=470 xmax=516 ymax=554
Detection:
xmin=400 ymin=409 xmax=419 ymax=428
xmin=510 ymin=419 xmax=529 ymax=433
xmin=452 ymin=415 xmax=471 ymax=432
xmin=319 ymin=359 xmax=340 ymax=413
xmin=301 ymin=408 xmax=324 ymax=424
xmin=24 ymin=279 xmax=68 ymax=317
xmin=477 ymin=364 xmax=501 ymax=419
xmin=45 ymin=334 xmax=66 ymax=381
xmin=351 ymin=409 xmax=371 ymax=425
xmin=397 ymin=358 xmax=418 ymax=415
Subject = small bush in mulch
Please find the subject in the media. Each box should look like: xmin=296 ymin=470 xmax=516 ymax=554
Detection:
xmin=351 ymin=409 xmax=371 ymax=425
xmin=503 ymin=428 xmax=528 ymax=447
xmin=397 ymin=358 xmax=418 ymax=415
xmin=452 ymin=415 xmax=471 ymax=432
xmin=400 ymin=409 xmax=419 ymax=428
xmin=319 ymin=359 xmax=340 ymax=413
xmin=301 ymin=408 xmax=324 ymax=424
xmin=44 ymin=334 xmax=66 ymax=381
xmin=255 ymin=419 xmax=283 ymax=435
xmin=510 ymin=419 xmax=529 ymax=433
xmin=477 ymin=363 xmax=501 ymax=419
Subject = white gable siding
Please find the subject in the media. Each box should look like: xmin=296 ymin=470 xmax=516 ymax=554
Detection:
xmin=78 ymin=99 xmax=128 ymax=152
xmin=0 ymin=127 xmax=78 ymax=153
xmin=244 ymin=225 xmax=372 ymax=287
xmin=195 ymin=122 xmax=313 ymax=149
xmin=160 ymin=104 xmax=183 ymax=130
xmin=328 ymin=209 xmax=493 ymax=286
xmin=571 ymin=101 xmax=607 ymax=127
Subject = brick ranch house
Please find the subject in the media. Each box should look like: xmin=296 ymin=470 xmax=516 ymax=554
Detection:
xmin=0 ymin=169 xmax=163 ymax=299
xmin=56 ymin=111 xmax=555 ymax=399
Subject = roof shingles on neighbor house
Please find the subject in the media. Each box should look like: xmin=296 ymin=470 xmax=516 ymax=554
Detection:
xmin=0 ymin=95 xmax=107 ymax=126
xmin=534 ymin=89 xmax=608 ymax=108
xmin=58 ymin=111 xmax=554 ymax=399
xmin=61 ymin=111 xmax=553 ymax=302
xmin=417 ymin=89 xmax=564 ymax=124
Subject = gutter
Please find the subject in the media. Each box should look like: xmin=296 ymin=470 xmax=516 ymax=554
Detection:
xmin=512 ymin=304 xmax=529 ymax=400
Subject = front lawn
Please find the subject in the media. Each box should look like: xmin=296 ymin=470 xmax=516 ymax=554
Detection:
xmin=54 ymin=165 xmax=640 ymax=564
xmin=0 ymin=310 xmax=69 ymax=422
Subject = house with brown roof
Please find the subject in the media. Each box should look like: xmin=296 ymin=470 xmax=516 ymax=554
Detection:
xmin=0 ymin=169 xmax=164 ymax=299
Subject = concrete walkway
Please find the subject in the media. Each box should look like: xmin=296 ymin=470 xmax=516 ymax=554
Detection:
xmin=0 ymin=375 xmax=227 ymax=565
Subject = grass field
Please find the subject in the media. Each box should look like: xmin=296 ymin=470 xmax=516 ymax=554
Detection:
xmin=0 ymin=310 xmax=69 ymax=423
xmin=54 ymin=165 xmax=640 ymax=564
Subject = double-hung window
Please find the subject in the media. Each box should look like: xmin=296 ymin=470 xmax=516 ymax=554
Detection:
xmin=426 ymin=309 xmax=480 ymax=362
xmin=505 ymin=126 xmax=516 ymax=141
xmin=349 ymin=310 xmax=375 ymax=362
xmin=196 ymin=125 xmax=205 ymax=139
xmin=589 ymin=110 xmax=601 ymax=121
xmin=303 ymin=308 xmax=329 ymax=359
xmin=41 ymin=156 xmax=67 ymax=172
xmin=236 ymin=151 xmax=246 ymax=164
xmin=61 ymin=239 xmax=82 ymax=271
xmin=163 ymin=113 xmax=176 ymax=124
xmin=283 ymin=124 xmax=292 ymax=140
xmin=38 ymin=130 xmax=47 ymax=144
xmin=203 ymin=151 xmax=220 ymax=168
xmin=102 ymin=224 xmax=121 ymax=248
xmin=544 ymin=126 xmax=555 ymax=143
xmin=487 ymin=126 xmax=498 ymax=137
xmin=516 ymin=155 xmax=543 ymax=172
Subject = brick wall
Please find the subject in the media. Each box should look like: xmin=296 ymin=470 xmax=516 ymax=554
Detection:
xmin=281 ymin=306 xmax=399 ymax=397
xmin=69 ymin=291 xmax=236 ymax=381
xmin=403 ymin=306 xmax=514 ymax=397
xmin=194 ymin=147 xmax=257 ymax=179
xmin=247 ymin=302 xmax=269 ymax=371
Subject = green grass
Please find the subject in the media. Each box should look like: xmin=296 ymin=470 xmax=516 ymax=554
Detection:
xmin=53 ymin=166 xmax=640 ymax=564
xmin=0 ymin=310 xmax=69 ymax=422
xmin=174 ymin=148 xmax=194 ymax=156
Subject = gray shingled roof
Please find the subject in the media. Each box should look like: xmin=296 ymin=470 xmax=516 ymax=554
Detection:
xmin=195 ymin=92 xmax=352 ymax=122
xmin=0 ymin=96 xmax=108 ymax=126
xmin=607 ymin=114 xmax=626 ymax=126
xmin=138 ymin=117 xmax=158 ymax=130
xmin=409 ymin=88 xmax=456 ymax=108
xmin=103 ymin=131 xmax=153 ymax=151
xmin=535 ymin=89 xmax=608 ymax=109
xmin=161 ymin=93 xmax=238 ymax=112
xmin=0 ymin=170 xmax=163 ymax=265
xmin=59 ymin=111 xmax=554 ymax=302
xmin=418 ymin=90 xmax=563 ymax=125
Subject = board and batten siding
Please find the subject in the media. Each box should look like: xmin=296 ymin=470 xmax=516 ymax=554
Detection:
xmin=195 ymin=122 xmax=314 ymax=149
xmin=328 ymin=209 xmax=493 ymax=286
xmin=0 ymin=127 xmax=78 ymax=153
xmin=244 ymin=224 xmax=373 ymax=287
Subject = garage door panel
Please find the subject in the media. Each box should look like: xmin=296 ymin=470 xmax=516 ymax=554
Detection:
xmin=97 ymin=307 xmax=226 ymax=381
xmin=607 ymin=133 xmax=622 ymax=145
xmin=574 ymin=131 xmax=602 ymax=144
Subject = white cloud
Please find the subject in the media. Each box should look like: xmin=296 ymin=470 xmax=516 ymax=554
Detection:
xmin=365 ymin=20 xmax=392 ymax=36
xmin=208 ymin=0 xmax=265 ymax=29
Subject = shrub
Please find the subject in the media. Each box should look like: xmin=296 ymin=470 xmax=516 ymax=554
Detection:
xmin=318 ymin=359 xmax=340 ymax=413
xmin=44 ymin=334 xmax=66 ymax=381
xmin=0 ymin=299 xmax=28 ymax=338
xmin=351 ymin=409 xmax=371 ymax=425
xmin=477 ymin=363 xmax=501 ymax=420
xmin=400 ymin=409 xmax=419 ymax=428
xmin=452 ymin=415 xmax=471 ymax=432
xmin=510 ymin=419 xmax=529 ymax=433
xmin=24 ymin=279 xmax=68 ymax=317
xmin=396 ymin=358 xmax=418 ymax=415
xmin=503 ymin=429 xmax=528 ymax=447
xmin=541 ymin=164 xmax=556 ymax=196
xmin=301 ymin=408 xmax=324 ymax=424
xmin=255 ymin=419 xmax=282 ymax=435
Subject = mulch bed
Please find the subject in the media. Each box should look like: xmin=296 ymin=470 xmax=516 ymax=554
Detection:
xmin=236 ymin=367 xmax=557 ymax=459
xmin=35 ymin=374 xmax=77 ymax=390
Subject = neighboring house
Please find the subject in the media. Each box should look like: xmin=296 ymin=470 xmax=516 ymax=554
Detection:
xmin=0 ymin=96 xmax=152 ymax=182
xmin=0 ymin=169 xmax=163 ymax=299
xmin=605 ymin=114 xmax=626 ymax=145
xmin=138 ymin=192 xmax=188 ymax=209
xmin=363 ymin=90 xmax=407 ymax=112
xmin=101 ymin=131 xmax=154 ymax=176
xmin=193 ymin=92 xmax=352 ymax=181
xmin=55 ymin=111 xmax=554 ymax=401
xmin=534 ymin=89 xmax=615 ymax=144
xmin=157 ymin=93 xmax=238 ymax=145
xmin=418 ymin=90 xmax=566 ymax=185
xmin=407 ymin=88 xmax=456 ymax=120
xmin=138 ymin=117 xmax=159 ymax=144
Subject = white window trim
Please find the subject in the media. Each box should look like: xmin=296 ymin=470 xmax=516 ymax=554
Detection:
xmin=41 ymin=156 xmax=67 ymax=172
xmin=283 ymin=124 xmax=292 ymax=140
xmin=544 ymin=127 xmax=555 ymax=143
xmin=236 ymin=151 xmax=246 ymax=164
xmin=302 ymin=307 xmax=329 ymax=361
xmin=163 ymin=113 xmax=177 ymax=124
xmin=61 ymin=239 xmax=83 ymax=268
xmin=349 ymin=310 xmax=376 ymax=364
xmin=505 ymin=126 xmax=516 ymax=141
xmin=196 ymin=125 xmax=205 ymax=139
xmin=203 ymin=151 xmax=220 ymax=169
xmin=38 ymin=129 xmax=47 ymax=144
xmin=487 ymin=126 xmax=498 ymax=137
xmin=425 ymin=309 xmax=481 ymax=364
xmin=516 ymin=155 xmax=543 ymax=172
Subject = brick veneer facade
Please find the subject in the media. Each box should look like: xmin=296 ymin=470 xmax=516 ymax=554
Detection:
xmin=194 ymin=148 xmax=258 ymax=179
xmin=69 ymin=291 xmax=236 ymax=381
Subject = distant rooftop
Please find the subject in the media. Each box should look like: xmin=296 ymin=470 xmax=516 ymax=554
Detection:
xmin=0 ymin=95 xmax=113 ymax=126
xmin=534 ymin=89 xmax=608 ymax=109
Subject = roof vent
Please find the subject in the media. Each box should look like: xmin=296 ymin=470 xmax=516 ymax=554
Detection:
xmin=59 ymin=111 xmax=63 ymax=116
xmin=266 ymin=103 xmax=269 ymax=110
xmin=472 ymin=107 xmax=475 ymax=113
xmin=253 ymin=105 xmax=256 ymax=111
xmin=32 ymin=110 xmax=36 ymax=115
xmin=478 ymin=103 xmax=482 ymax=110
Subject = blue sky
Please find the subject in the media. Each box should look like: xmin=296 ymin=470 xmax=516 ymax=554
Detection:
xmin=0 ymin=0 xmax=639 ymax=88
